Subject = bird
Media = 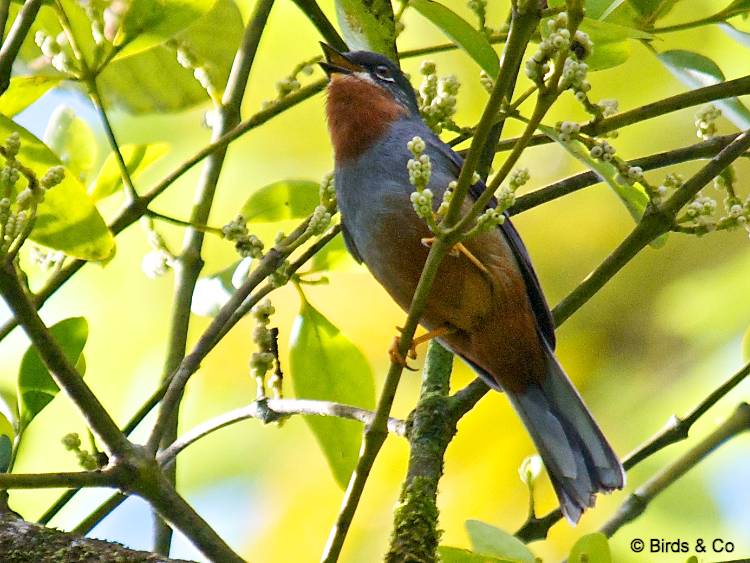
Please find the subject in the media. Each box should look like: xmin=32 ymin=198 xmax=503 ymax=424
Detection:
xmin=319 ymin=43 xmax=625 ymax=523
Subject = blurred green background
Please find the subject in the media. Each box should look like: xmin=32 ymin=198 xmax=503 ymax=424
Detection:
xmin=1 ymin=0 xmax=750 ymax=561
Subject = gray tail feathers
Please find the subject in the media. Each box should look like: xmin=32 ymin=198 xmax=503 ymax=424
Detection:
xmin=504 ymin=340 xmax=625 ymax=523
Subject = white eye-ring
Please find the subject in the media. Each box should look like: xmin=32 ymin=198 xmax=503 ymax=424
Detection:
xmin=374 ymin=65 xmax=395 ymax=82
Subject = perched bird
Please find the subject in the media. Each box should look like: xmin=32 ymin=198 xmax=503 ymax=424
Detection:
xmin=319 ymin=43 xmax=625 ymax=523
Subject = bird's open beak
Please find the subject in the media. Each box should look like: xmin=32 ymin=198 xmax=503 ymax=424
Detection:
xmin=319 ymin=42 xmax=363 ymax=76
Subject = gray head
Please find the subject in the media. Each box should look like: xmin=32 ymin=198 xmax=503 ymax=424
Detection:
xmin=319 ymin=43 xmax=420 ymax=116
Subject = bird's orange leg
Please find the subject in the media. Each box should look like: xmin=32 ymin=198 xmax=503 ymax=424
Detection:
xmin=389 ymin=325 xmax=454 ymax=370
xmin=421 ymin=237 xmax=489 ymax=275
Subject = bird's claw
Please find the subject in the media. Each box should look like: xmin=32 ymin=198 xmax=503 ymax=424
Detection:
xmin=389 ymin=335 xmax=418 ymax=371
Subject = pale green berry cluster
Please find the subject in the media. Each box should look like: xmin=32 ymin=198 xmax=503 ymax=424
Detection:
xmin=556 ymin=120 xmax=581 ymax=142
xmin=479 ymin=70 xmax=494 ymax=94
xmin=222 ymin=215 xmax=264 ymax=258
xmin=407 ymin=136 xmax=435 ymax=221
xmin=141 ymin=250 xmax=171 ymax=279
xmin=34 ymin=31 xmax=75 ymax=73
xmin=307 ymin=205 xmax=332 ymax=236
xmin=474 ymin=207 xmax=506 ymax=233
xmin=263 ymin=57 xmax=317 ymax=108
xmin=652 ymin=173 xmax=683 ymax=204
xmin=319 ymin=172 xmax=337 ymax=210
xmin=685 ymin=194 xmax=717 ymax=222
xmin=589 ymin=139 xmax=616 ymax=161
xmin=467 ymin=0 xmax=489 ymax=36
xmin=140 ymin=220 xmax=174 ymax=279
xmin=598 ymin=99 xmax=619 ymax=117
xmin=169 ymin=39 xmax=218 ymax=100
xmin=250 ymin=299 xmax=276 ymax=393
xmin=507 ymin=168 xmax=530 ymax=191
xmin=559 ymin=57 xmax=591 ymax=101
xmin=418 ymin=62 xmax=460 ymax=134
xmin=695 ymin=104 xmax=721 ymax=140
xmin=526 ymin=13 xmax=571 ymax=83
xmin=61 ymin=432 xmax=98 ymax=471
xmin=1 ymin=134 xmax=64 ymax=256
xmin=437 ymin=180 xmax=456 ymax=217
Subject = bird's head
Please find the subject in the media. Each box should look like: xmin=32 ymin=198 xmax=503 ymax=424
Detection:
xmin=319 ymin=43 xmax=420 ymax=116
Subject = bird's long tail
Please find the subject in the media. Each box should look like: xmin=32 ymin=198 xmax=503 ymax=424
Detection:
xmin=503 ymin=338 xmax=625 ymax=523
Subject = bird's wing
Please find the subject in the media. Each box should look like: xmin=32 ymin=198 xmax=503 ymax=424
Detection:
xmin=427 ymin=135 xmax=557 ymax=349
xmin=340 ymin=223 xmax=364 ymax=263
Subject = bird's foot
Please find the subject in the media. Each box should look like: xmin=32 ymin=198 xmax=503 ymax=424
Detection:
xmin=390 ymin=325 xmax=454 ymax=369
xmin=420 ymin=237 xmax=489 ymax=275
xmin=389 ymin=335 xmax=418 ymax=371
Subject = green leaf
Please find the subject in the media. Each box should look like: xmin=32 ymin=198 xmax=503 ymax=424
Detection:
xmin=97 ymin=0 xmax=243 ymax=113
xmin=627 ymin=0 xmax=682 ymax=20
xmin=114 ymin=0 xmax=215 ymax=61
xmin=0 ymin=75 xmax=63 ymax=117
xmin=289 ymin=300 xmax=375 ymax=488
xmin=241 ymin=180 xmax=320 ymax=223
xmin=657 ymin=50 xmax=750 ymax=129
xmin=335 ymin=0 xmax=397 ymax=61
xmin=90 ymin=143 xmax=169 ymax=201
xmin=17 ymin=317 xmax=88 ymax=433
xmin=0 ymin=115 xmax=115 ymax=260
xmin=569 ymin=532 xmax=612 ymax=563
xmin=741 ymin=326 xmax=750 ymax=362
xmin=410 ymin=0 xmax=499 ymax=77
xmin=577 ymin=18 xmax=652 ymax=70
xmin=438 ymin=546 xmax=514 ymax=563
xmin=43 ymin=105 xmax=99 ymax=184
xmin=539 ymin=124 xmax=667 ymax=247
xmin=465 ymin=520 xmax=535 ymax=563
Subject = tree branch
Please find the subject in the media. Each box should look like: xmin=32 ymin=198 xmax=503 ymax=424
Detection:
xmin=152 ymin=0 xmax=275 ymax=553
xmin=492 ymin=74 xmax=750 ymax=153
xmin=0 ymin=0 xmax=42 ymax=94
xmin=515 ymin=361 xmax=750 ymax=542
xmin=386 ymin=342 xmax=455 ymax=562
xmin=158 ymin=398 xmax=406 ymax=468
xmin=0 ymin=512 xmax=193 ymax=562
xmin=600 ymin=402 xmax=750 ymax=537
xmin=0 ymin=265 xmax=130 ymax=455
xmin=511 ymin=133 xmax=743 ymax=215
xmin=553 ymin=130 xmax=750 ymax=325
xmin=0 ymin=469 xmax=117 ymax=490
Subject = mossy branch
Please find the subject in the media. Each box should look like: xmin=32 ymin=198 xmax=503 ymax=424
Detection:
xmin=386 ymin=342 xmax=455 ymax=563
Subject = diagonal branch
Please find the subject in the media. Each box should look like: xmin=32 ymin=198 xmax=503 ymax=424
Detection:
xmin=152 ymin=0 xmax=276 ymax=552
xmin=0 ymin=264 xmax=130 ymax=455
xmin=600 ymin=402 xmax=750 ymax=537
xmin=0 ymin=0 xmax=42 ymax=94
xmin=553 ymin=130 xmax=750 ymax=325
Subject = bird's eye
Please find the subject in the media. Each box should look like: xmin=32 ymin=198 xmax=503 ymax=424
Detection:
xmin=374 ymin=65 xmax=394 ymax=82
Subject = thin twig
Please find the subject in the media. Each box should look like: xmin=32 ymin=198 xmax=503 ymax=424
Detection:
xmin=0 ymin=264 xmax=130 ymax=454
xmin=158 ymin=398 xmax=406 ymax=467
xmin=515 ymin=362 xmax=750 ymax=542
xmin=0 ymin=0 xmax=42 ymax=94
xmin=0 ymin=469 xmax=117 ymax=489
xmin=491 ymin=74 xmax=750 ymax=154
xmin=553 ymin=130 xmax=750 ymax=325
xmin=151 ymin=0 xmax=276 ymax=553
xmin=600 ymin=403 xmax=750 ymax=537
